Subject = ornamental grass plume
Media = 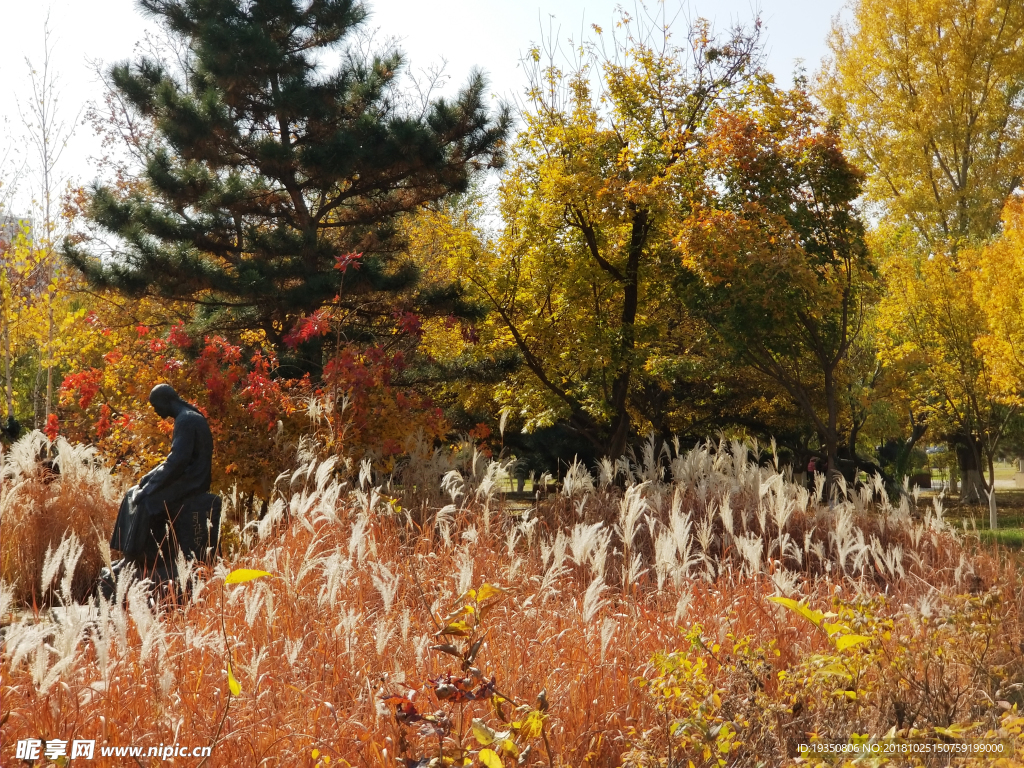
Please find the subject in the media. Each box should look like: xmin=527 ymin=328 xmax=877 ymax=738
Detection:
xmin=2 ymin=437 xmax=1019 ymax=766
xmin=1 ymin=430 xmax=120 ymax=607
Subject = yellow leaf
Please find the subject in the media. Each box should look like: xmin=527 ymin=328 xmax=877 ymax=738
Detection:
xmin=471 ymin=718 xmax=496 ymax=746
xmin=478 ymin=748 xmax=503 ymax=768
xmin=437 ymin=620 xmax=472 ymax=637
xmin=477 ymin=583 xmax=505 ymax=602
xmin=443 ymin=604 xmax=473 ymax=622
xmin=768 ymin=596 xmax=825 ymax=627
xmin=227 ymin=663 xmax=241 ymax=696
xmin=225 ymin=568 xmax=273 ymax=584
xmin=835 ymin=634 xmax=871 ymax=652
xmin=520 ymin=710 xmax=545 ymax=740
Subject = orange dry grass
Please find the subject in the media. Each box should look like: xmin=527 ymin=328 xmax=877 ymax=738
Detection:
xmin=2 ymin=499 xmax=1015 ymax=767
xmin=1 ymin=435 xmax=120 ymax=606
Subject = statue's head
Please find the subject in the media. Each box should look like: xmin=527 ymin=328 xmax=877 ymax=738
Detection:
xmin=149 ymin=383 xmax=182 ymax=419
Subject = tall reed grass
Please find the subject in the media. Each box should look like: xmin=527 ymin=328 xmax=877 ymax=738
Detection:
xmin=1 ymin=431 xmax=120 ymax=606
xmin=1 ymin=436 xmax=1020 ymax=766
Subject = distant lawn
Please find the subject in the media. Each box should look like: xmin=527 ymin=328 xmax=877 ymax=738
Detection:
xmin=978 ymin=527 xmax=1024 ymax=549
xmin=937 ymin=489 xmax=1024 ymax=549
xmin=992 ymin=460 xmax=1021 ymax=482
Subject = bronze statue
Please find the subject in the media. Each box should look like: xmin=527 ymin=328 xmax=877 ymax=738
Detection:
xmin=134 ymin=384 xmax=214 ymax=515
xmin=100 ymin=384 xmax=220 ymax=597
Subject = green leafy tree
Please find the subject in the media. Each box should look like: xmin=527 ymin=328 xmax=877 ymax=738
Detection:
xmin=65 ymin=0 xmax=510 ymax=347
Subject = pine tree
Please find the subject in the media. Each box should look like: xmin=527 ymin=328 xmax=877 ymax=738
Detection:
xmin=65 ymin=0 xmax=509 ymax=341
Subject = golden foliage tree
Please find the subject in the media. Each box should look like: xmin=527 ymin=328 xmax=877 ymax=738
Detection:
xmin=0 ymin=223 xmax=84 ymax=438
xmin=821 ymin=0 xmax=1024 ymax=514
xmin=876 ymin=237 xmax=1016 ymax=524
xmin=972 ymin=197 xmax=1024 ymax=404
xmin=819 ymin=0 xmax=1024 ymax=246
xmin=451 ymin=8 xmax=763 ymax=458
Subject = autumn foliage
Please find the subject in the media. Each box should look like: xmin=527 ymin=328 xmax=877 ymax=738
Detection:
xmin=5 ymin=0 xmax=1024 ymax=765
xmin=52 ymin=303 xmax=448 ymax=496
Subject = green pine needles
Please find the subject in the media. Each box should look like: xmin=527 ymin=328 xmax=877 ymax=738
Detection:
xmin=65 ymin=0 xmax=510 ymax=339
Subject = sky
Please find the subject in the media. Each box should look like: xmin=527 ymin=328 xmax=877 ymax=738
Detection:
xmin=0 ymin=0 xmax=848 ymax=217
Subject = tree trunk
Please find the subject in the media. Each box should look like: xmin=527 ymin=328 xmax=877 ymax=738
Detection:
xmin=847 ymin=419 xmax=863 ymax=464
xmin=605 ymin=207 xmax=649 ymax=460
xmin=45 ymin=303 xmax=53 ymax=419
xmin=3 ymin=320 xmax=12 ymax=418
xmin=824 ymin=433 xmax=838 ymax=497
xmin=961 ymin=470 xmax=984 ymax=504
xmin=956 ymin=439 xmax=984 ymax=504
xmin=987 ymin=454 xmax=998 ymax=530
xmin=606 ymin=409 xmax=631 ymax=462
xmin=894 ymin=412 xmax=928 ymax=488
xmin=824 ymin=370 xmax=840 ymax=496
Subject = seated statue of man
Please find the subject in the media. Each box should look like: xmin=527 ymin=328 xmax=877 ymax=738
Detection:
xmin=99 ymin=384 xmax=220 ymax=597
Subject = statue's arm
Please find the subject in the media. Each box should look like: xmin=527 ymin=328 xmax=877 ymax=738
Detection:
xmin=137 ymin=418 xmax=196 ymax=497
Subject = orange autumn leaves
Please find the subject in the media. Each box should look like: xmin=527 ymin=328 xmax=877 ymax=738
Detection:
xmin=678 ymin=96 xmax=870 ymax=327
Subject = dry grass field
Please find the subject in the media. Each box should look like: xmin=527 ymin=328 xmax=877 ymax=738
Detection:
xmin=3 ymin=434 xmax=1023 ymax=766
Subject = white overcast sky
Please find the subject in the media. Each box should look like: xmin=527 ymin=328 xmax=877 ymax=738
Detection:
xmin=0 ymin=0 xmax=847 ymax=216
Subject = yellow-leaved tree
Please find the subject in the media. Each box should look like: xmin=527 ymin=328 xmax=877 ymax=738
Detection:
xmin=972 ymin=198 xmax=1024 ymax=405
xmin=820 ymin=0 xmax=1024 ymax=515
xmin=819 ymin=0 xmax=1024 ymax=247
xmin=1 ymin=21 xmax=82 ymax=439
xmin=0 ymin=220 xmax=85 ymax=439
xmin=436 ymin=7 xmax=764 ymax=459
xmin=876 ymin=238 xmax=1017 ymax=526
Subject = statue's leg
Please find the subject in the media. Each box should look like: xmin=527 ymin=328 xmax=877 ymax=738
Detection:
xmin=95 ymin=559 xmax=139 ymax=605
xmin=95 ymin=560 xmax=119 ymax=602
